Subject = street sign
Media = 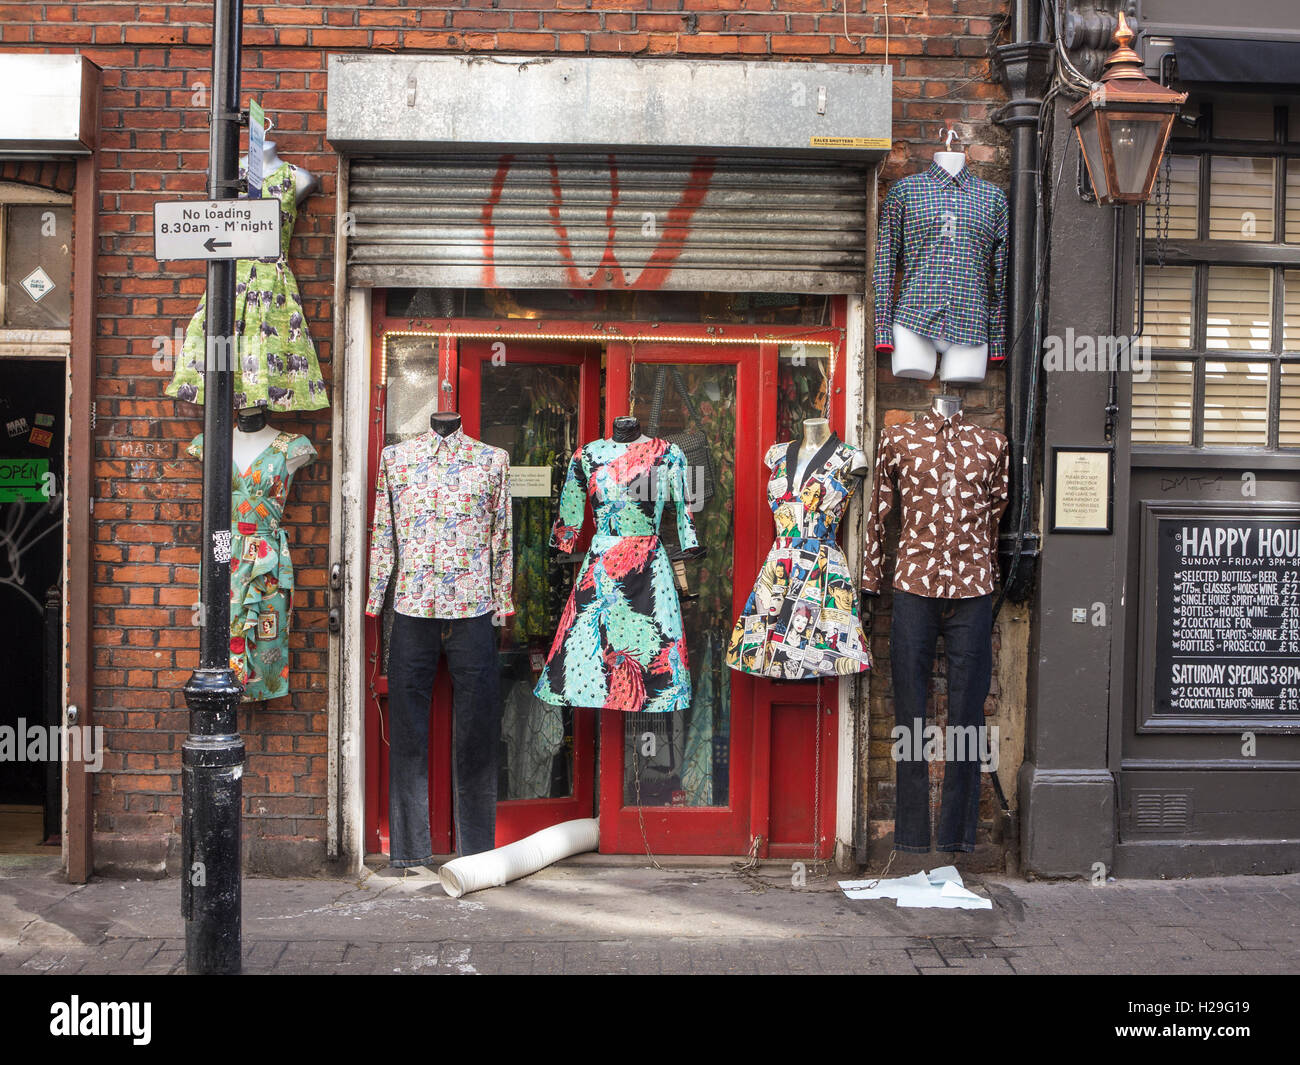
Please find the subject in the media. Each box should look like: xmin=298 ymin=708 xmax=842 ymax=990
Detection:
xmin=153 ymin=198 xmax=280 ymax=262
xmin=247 ymin=99 xmax=264 ymax=198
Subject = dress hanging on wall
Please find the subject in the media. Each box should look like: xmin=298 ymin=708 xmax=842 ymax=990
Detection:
xmin=534 ymin=437 xmax=700 ymax=714
xmin=187 ymin=430 xmax=317 ymax=701
xmin=726 ymin=436 xmax=873 ymax=680
xmin=166 ymin=161 xmax=329 ymax=412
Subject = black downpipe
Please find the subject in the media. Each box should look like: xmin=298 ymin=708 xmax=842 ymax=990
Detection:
xmin=181 ymin=0 xmax=246 ymax=975
xmin=994 ymin=0 xmax=1053 ymax=608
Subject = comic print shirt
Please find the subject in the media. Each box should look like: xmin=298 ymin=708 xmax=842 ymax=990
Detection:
xmin=365 ymin=428 xmax=514 ymax=620
xmin=862 ymin=409 xmax=1009 ymax=599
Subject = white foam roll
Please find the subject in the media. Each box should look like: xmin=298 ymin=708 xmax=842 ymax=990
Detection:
xmin=438 ymin=818 xmax=600 ymax=898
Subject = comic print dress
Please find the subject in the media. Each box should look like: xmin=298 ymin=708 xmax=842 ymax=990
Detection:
xmin=534 ymin=438 xmax=701 ymax=714
xmin=726 ymin=435 xmax=873 ymax=680
xmin=187 ymin=430 xmax=317 ymax=702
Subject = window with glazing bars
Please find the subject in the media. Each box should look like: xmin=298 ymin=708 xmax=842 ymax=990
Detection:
xmin=1136 ymin=99 xmax=1300 ymax=449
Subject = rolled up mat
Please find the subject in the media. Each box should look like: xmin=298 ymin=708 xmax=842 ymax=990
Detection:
xmin=438 ymin=818 xmax=600 ymax=898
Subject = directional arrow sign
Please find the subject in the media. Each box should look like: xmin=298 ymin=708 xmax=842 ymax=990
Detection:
xmin=153 ymin=197 xmax=281 ymax=262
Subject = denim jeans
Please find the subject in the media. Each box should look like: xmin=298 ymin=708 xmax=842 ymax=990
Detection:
xmin=387 ymin=610 xmax=501 ymax=865
xmin=890 ymin=590 xmax=993 ymax=854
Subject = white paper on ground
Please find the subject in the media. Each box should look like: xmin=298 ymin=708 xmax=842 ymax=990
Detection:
xmin=838 ymin=866 xmax=992 ymax=910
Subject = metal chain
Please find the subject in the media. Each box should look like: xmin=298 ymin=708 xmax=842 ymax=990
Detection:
xmin=812 ymin=676 xmax=824 ymax=866
xmin=1157 ymin=149 xmax=1171 ymax=270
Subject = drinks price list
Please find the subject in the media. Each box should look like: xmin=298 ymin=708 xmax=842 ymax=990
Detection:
xmin=1154 ymin=517 xmax=1300 ymax=716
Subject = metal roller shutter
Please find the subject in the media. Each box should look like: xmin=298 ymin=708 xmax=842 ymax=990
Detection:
xmin=346 ymin=154 xmax=868 ymax=293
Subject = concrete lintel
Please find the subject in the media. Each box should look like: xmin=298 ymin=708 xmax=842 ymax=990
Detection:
xmin=327 ymin=53 xmax=891 ymax=160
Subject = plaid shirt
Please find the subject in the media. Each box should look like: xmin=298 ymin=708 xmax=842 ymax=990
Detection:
xmin=874 ymin=161 xmax=1009 ymax=361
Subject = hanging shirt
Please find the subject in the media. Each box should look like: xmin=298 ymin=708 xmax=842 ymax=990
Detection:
xmin=365 ymin=428 xmax=514 ymax=620
xmin=873 ymin=161 xmax=1009 ymax=360
xmin=862 ymin=409 xmax=1009 ymax=599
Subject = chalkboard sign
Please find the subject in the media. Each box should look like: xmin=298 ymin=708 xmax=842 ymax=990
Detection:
xmin=1154 ymin=517 xmax=1300 ymax=717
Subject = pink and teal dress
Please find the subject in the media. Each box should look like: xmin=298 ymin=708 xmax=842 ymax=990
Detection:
xmin=534 ymin=437 xmax=700 ymax=714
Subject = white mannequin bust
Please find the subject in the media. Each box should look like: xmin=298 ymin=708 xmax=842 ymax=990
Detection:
xmin=233 ymin=409 xmax=313 ymax=475
xmin=240 ymin=140 xmax=319 ymax=205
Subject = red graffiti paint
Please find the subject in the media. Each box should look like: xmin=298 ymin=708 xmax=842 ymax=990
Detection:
xmin=545 ymin=154 xmax=716 ymax=290
xmin=479 ymin=154 xmax=515 ymax=288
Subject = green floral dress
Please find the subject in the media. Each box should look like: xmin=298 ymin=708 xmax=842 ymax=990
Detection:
xmin=166 ymin=161 xmax=329 ymax=412
xmin=187 ymin=430 xmax=317 ymax=702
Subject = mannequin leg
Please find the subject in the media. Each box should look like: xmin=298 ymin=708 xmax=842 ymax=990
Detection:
xmin=938 ymin=342 xmax=990 ymax=384
xmin=934 ymin=594 xmax=993 ymax=853
xmin=386 ymin=613 xmax=441 ymax=867
xmin=891 ymin=324 xmax=938 ymax=380
xmin=445 ymin=612 xmax=502 ymax=857
xmin=890 ymin=590 xmax=942 ymax=852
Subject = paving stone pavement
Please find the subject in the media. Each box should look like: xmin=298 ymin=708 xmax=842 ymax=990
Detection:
xmin=1 ymin=853 xmax=1298 ymax=975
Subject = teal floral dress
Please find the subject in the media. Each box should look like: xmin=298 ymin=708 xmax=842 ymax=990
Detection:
xmin=187 ymin=430 xmax=317 ymax=702
xmin=534 ymin=438 xmax=700 ymax=713
xmin=166 ymin=161 xmax=329 ymax=412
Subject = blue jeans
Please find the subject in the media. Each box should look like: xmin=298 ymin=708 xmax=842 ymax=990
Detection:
xmin=387 ymin=611 xmax=501 ymax=865
xmin=890 ymin=591 xmax=992 ymax=854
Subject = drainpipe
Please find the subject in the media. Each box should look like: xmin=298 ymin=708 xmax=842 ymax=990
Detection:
xmin=993 ymin=1 xmax=1053 ymax=605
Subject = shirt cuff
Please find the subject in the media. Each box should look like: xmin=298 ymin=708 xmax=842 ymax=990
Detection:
xmin=861 ymin=571 xmax=882 ymax=595
xmin=874 ymin=344 xmax=895 ymax=355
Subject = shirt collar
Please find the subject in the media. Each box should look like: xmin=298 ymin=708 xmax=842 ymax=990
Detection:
xmin=922 ymin=406 xmax=965 ymax=432
xmin=428 ymin=426 xmax=467 ymax=457
xmin=925 ymin=159 xmax=971 ymax=189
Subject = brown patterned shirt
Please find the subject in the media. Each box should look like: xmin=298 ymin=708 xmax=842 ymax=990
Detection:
xmin=862 ymin=409 xmax=1009 ymax=599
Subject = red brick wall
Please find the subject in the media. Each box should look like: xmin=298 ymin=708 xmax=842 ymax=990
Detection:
xmin=1 ymin=0 xmax=1011 ymax=873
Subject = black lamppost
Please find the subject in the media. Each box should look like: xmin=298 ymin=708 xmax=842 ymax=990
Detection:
xmin=181 ymin=0 xmax=246 ymax=975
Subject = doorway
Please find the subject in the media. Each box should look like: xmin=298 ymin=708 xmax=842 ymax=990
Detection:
xmin=362 ymin=311 xmax=846 ymax=858
xmin=0 ymin=358 xmax=66 ymax=854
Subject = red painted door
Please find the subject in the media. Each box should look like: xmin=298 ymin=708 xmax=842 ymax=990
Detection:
xmin=598 ymin=341 xmax=772 ymax=854
xmin=458 ymin=340 xmax=602 ymax=844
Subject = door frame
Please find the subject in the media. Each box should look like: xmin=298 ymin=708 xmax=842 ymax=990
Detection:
xmin=351 ymin=306 xmax=858 ymax=862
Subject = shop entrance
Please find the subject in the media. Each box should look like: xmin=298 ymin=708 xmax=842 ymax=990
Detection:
xmin=363 ymin=305 xmax=846 ymax=859
xmin=0 ymin=358 xmax=66 ymax=854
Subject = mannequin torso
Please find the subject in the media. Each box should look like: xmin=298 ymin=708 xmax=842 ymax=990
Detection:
xmin=611 ymin=415 xmax=650 ymax=445
xmin=795 ymin=418 xmax=867 ymax=480
xmin=233 ymin=409 xmax=312 ymax=474
xmin=241 ymin=141 xmax=319 ymax=205
xmin=889 ymin=145 xmax=990 ymax=384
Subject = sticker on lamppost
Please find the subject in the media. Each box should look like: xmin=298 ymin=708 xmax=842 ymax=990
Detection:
xmin=153 ymin=198 xmax=280 ymax=262
xmin=247 ymin=99 xmax=265 ymax=199
xmin=20 ymin=267 xmax=55 ymax=303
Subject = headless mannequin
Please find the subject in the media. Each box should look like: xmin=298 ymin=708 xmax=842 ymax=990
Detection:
xmin=859 ymin=392 xmax=963 ymax=618
xmin=932 ymin=391 xmax=962 ymax=420
xmin=240 ymin=140 xmax=319 ymax=205
xmin=431 ymin=410 xmax=462 ymax=437
xmin=890 ymin=133 xmax=989 ymax=385
xmin=794 ymin=418 xmax=868 ymax=482
xmin=233 ymin=406 xmax=312 ymax=475
xmin=612 ymin=415 xmax=649 ymax=445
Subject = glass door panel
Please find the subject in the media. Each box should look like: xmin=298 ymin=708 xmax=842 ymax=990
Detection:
xmin=459 ymin=341 xmax=602 ymax=844
xmin=620 ymin=361 xmax=738 ymax=809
